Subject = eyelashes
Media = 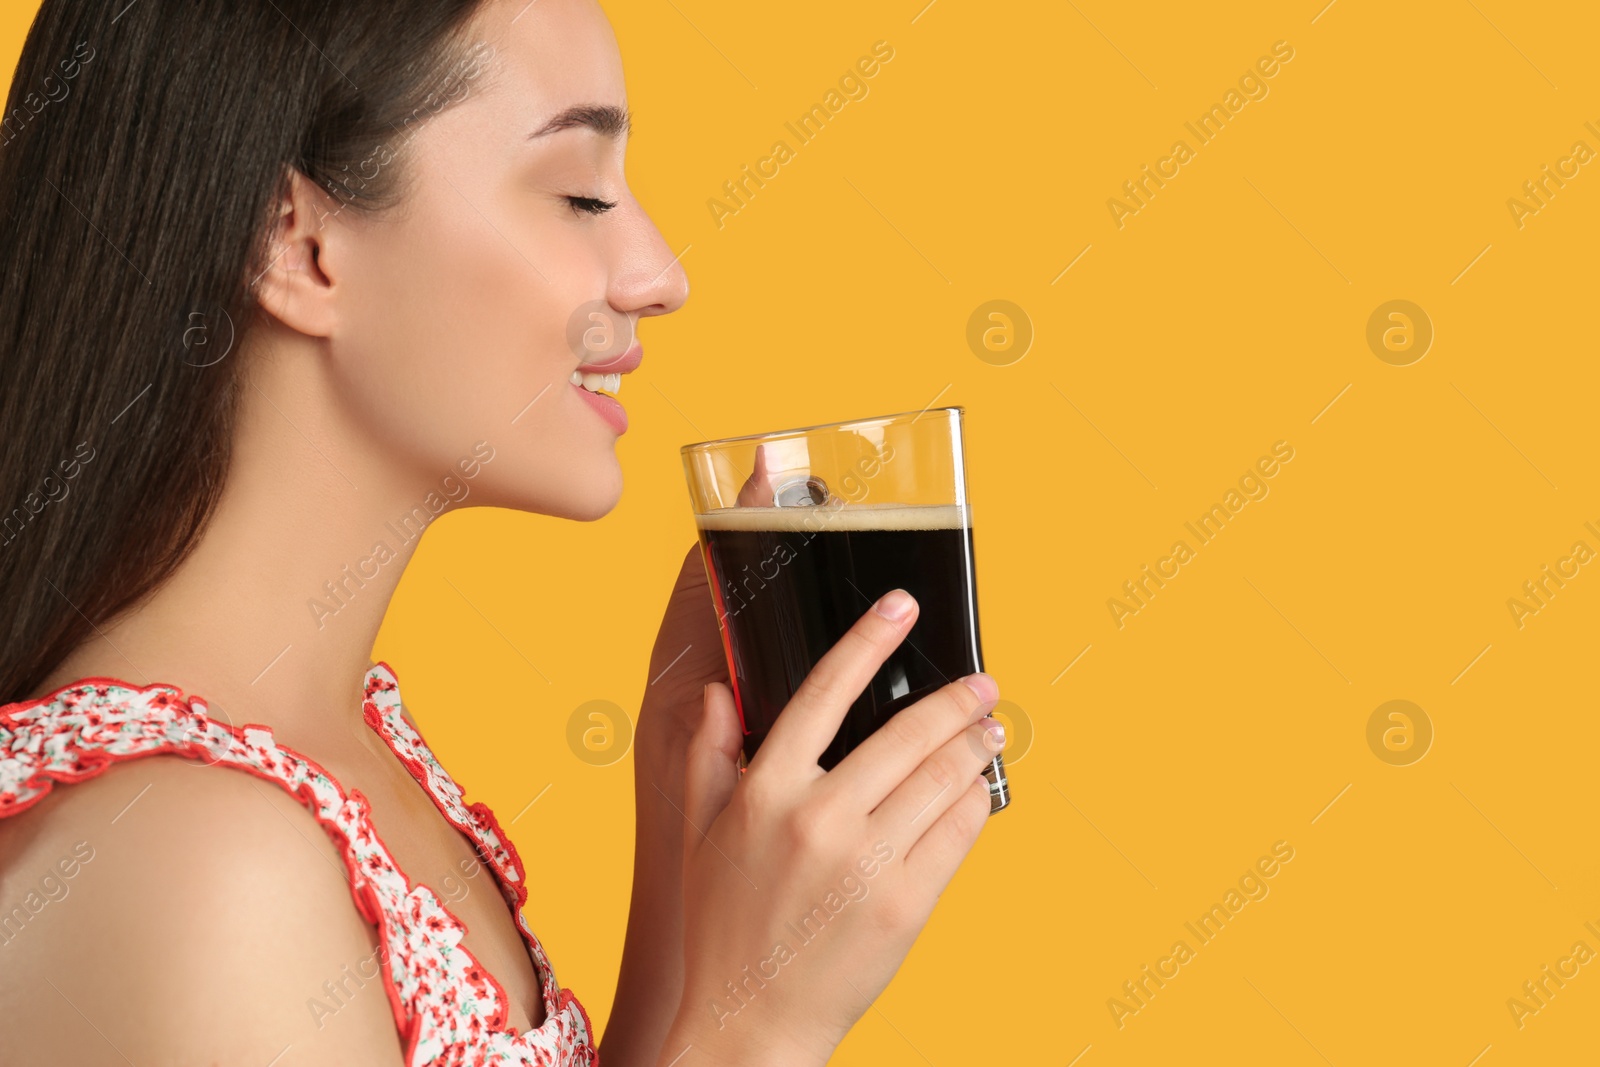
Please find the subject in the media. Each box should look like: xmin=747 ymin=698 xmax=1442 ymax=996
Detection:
xmin=567 ymin=195 xmax=618 ymax=216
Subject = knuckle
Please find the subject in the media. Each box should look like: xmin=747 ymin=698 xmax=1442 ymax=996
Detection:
xmin=796 ymin=616 xmax=904 ymax=712
xmin=879 ymin=707 xmax=927 ymax=752
xmin=945 ymin=677 xmax=981 ymax=715
xmin=738 ymin=772 xmax=780 ymax=818
xmin=948 ymin=673 xmax=999 ymax=718
xmin=794 ymin=664 xmax=845 ymax=710
xmin=942 ymin=779 xmax=991 ymax=846
xmin=965 ymin=775 xmax=994 ymax=821
xmin=782 ymin=801 xmax=833 ymax=852
xmin=921 ymin=749 xmax=954 ymax=791
xmin=853 ymin=609 xmax=905 ymax=655
xmin=842 ymin=620 xmax=883 ymax=654
xmin=963 ymin=720 xmax=1000 ymax=765
xmin=799 ymin=628 xmax=876 ymax=705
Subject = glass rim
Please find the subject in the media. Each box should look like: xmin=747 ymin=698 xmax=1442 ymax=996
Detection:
xmin=679 ymin=405 xmax=964 ymax=454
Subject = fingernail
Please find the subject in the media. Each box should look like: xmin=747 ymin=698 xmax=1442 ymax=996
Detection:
xmin=985 ymin=718 xmax=1006 ymax=748
xmin=960 ymin=672 xmax=998 ymax=704
xmin=875 ymin=589 xmax=915 ymax=621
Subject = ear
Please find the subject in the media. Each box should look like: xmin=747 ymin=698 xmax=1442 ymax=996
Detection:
xmin=251 ymin=168 xmax=342 ymax=338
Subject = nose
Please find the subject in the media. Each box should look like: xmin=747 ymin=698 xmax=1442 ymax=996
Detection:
xmin=607 ymin=207 xmax=690 ymax=321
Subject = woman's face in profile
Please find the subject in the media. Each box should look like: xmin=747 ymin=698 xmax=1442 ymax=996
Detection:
xmin=315 ymin=0 xmax=689 ymax=521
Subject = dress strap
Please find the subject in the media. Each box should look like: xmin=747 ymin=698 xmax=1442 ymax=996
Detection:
xmin=361 ymin=664 xmax=529 ymax=908
xmin=359 ymin=663 xmax=570 ymax=1018
xmin=0 ymin=672 xmax=598 ymax=1066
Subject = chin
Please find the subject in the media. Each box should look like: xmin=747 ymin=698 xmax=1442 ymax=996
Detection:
xmin=551 ymin=482 xmax=622 ymax=522
xmin=485 ymin=460 xmax=623 ymax=521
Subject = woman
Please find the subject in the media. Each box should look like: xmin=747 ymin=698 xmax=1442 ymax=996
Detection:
xmin=0 ymin=1 xmax=1005 ymax=1064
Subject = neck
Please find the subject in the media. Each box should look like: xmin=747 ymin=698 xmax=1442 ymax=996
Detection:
xmin=42 ymin=335 xmax=437 ymax=729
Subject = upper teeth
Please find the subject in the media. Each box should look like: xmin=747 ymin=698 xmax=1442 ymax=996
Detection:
xmin=571 ymin=370 xmax=622 ymax=395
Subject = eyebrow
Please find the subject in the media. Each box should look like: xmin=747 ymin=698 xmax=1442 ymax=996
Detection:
xmin=528 ymin=104 xmax=632 ymax=140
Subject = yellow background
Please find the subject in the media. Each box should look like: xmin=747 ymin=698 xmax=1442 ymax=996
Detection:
xmin=11 ymin=1 xmax=1600 ymax=1063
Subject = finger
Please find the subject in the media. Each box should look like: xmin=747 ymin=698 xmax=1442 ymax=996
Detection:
xmin=676 ymin=538 xmax=704 ymax=587
xmin=747 ymin=588 xmax=919 ymax=778
xmin=824 ymin=672 xmax=998 ymax=809
xmin=681 ymin=682 xmax=744 ymax=853
xmin=869 ymin=717 xmax=1004 ymax=842
xmin=645 ymin=542 xmax=729 ymax=707
xmin=735 ymin=443 xmax=776 ymax=506
xmin=900 ymin=771 xmax=993 ymax=888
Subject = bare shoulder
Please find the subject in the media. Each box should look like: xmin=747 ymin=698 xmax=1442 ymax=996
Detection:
xmin=0 ymin=757 xmax=406 ymax=1066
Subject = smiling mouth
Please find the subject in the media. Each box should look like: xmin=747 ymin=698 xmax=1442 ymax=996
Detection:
xmin=570 ymin=369 xmax=621 ymax=398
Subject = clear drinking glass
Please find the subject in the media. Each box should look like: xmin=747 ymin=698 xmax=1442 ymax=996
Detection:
xmin=681 ymin=406 xmax=1010 ymax=814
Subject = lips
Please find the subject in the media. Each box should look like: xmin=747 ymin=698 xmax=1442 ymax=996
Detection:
xmin=575 ymin=343 xmax=642 ymax=375
xmin=568 ymin=341 xmax=638 ymax=435
xmin=573 ymin=377 xmax=629 ymax=433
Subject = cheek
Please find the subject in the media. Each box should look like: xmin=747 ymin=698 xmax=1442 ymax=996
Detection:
xmin=337 ymin=204 xmax=550 ymax=435
xmin=331 ymin=191 xmax=623 ymax=515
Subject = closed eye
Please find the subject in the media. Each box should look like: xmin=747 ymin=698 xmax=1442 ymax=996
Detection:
xmin=567 ymin=195 xmax=618 ymax=217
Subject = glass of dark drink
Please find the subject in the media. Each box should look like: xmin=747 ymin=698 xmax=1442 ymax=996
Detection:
xmin=681 ymin=406 xmax=1009 ymax=814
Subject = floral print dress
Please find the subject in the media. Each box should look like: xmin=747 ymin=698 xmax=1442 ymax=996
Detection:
xmin=0 ymin=662 xmax=599 ymax=1067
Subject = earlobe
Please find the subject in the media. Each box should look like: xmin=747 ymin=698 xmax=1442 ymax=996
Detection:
xmin=250 ymin=168 xmax=341 ymax=339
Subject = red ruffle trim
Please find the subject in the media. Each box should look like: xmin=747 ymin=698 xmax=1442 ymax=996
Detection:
xmin=0 ymin=668 xmax=597 ymax=1064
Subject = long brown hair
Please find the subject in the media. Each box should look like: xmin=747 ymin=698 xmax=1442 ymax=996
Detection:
xmin=0 ymin=0 xmax=493 ymax=698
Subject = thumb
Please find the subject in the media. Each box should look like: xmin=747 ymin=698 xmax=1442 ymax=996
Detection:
xmin=735 ymin=443 xmax=775 ymax=506
xmin=681 ymin=681 xmax=744 ymax=849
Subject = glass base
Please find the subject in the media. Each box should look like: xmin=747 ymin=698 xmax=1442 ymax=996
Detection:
xmin=984 ymin=754 xmax=1010 ymax=814
xmin=738 ymin=746 xmax=1011 ymax=813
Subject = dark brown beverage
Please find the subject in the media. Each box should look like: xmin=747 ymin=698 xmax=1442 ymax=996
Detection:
xmin=698 ymin=501 xmax=1008 ymax=808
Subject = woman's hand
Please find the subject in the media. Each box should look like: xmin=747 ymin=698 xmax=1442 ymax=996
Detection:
xmin=603 ymin=541 xmax=737 ymax=1067
xmin=636 ymin=542 xmax=733 ymax=758
xmin=610 ymin=441 xmax=873 ymax=1066
xmin=659 ymin=588 xmax=1003 ymax=1067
